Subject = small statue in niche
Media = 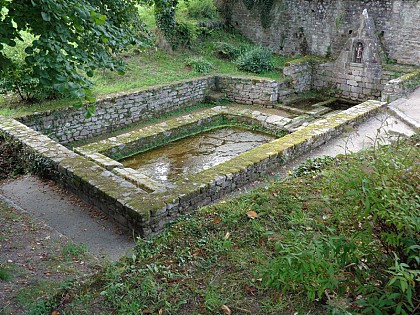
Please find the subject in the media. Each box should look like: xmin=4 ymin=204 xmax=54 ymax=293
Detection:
xmin=355 ymin=42 xmax=363 ymax=63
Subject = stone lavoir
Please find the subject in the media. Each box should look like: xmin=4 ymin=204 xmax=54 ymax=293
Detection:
xmin=1 ymin=8 xmax=419 ymax=234
xmin=0 ymin=93 xmax=386 ymax=236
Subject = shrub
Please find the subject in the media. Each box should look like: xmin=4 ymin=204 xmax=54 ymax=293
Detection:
xmin=188 ymin=0 xmax=218 ymax=20
xmin=215 ymin=42 xmax=241 ymax=60
xmin=0 ymin=31 xmax=48 ymax=101
xmin=235 ymin=46 xmax=274 ymax=73
xmin=171 ymin=20 xmax=198 ymax=49
xmin=185 ymin=57 xmax=214 ymax=74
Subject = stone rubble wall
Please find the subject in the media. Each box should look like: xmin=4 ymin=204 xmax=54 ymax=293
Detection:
xmin=282 ymin=57 xmax=411 ymax=101
xmin=16 ymin=75 xmax=293 ymax=144
xmin=17 ymin=77 xmax=216 ymax=144
xmin=313 ymin=63 xmax=384 ymax=101
xmin=282 ymin=58 xmax=314 ymax=93
xmin=224 ymin=0 xmax=420 ymax=66
xmin=0 ymin=100 xmax=385 ymax=236
xmin=216 ymin=75 xmax=282 ymax=105
xmin=381 ymin=70 xmax=420 ymax=102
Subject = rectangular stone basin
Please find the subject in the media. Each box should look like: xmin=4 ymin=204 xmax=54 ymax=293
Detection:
xmin=120 ymin=127 xmax=276 ymax=186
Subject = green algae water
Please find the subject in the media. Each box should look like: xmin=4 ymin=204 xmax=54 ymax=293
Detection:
xmin=121 ymin=127 xmax=276 ymax=184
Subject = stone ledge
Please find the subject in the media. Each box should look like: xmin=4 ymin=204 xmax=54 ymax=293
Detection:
xmin=0 ymin=100 xmax=385 ymax=236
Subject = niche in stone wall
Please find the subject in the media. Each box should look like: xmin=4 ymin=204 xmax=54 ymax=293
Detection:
xmin=353 ymin=41 xmax=364 ymax=63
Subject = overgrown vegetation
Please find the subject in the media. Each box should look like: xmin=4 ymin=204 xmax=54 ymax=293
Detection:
xmin=187 ymin=0 xmax=219 ymax=20
xmin=0 ymin=0 xmax=149 ymax=112
xmin=185 ymin=56 xmax=215 ymax=74
xmin=0 ymin=1 xmax=291 ymax=117
xmin=235 ymin=46 xmax=275 ymax=73
xmin=28 ymin=135 xmax=419 ymax=314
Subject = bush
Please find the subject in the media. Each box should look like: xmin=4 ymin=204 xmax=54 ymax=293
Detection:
xmin=171 ymin=20 xmax=198 ymax=49
xmin=188 ymin=0 xmax=218 ymax=20
xmin=0 ymin=31 xmax=48 ymax=101
xmin=185 ymin=57 xmax=214 ymax=74
xmin=235 ymin=46 xmax=274 ymax=73
xmin=215 ymin=42 xmax=241 ymax=60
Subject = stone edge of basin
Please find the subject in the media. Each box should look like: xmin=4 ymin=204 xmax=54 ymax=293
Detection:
xmin=0 ymin=100 xmax=385 ymax=237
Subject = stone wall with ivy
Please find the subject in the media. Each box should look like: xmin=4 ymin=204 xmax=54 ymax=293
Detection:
xmin=222 ymin=0 xmax=420 ymax=66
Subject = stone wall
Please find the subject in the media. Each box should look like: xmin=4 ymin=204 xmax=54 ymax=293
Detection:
xmin=282 ymin=57 xmax=405 ymax=101
xmin=216 ymin=75 xmax=281 ymax=105
xmin=283 ymin=58 xmax=314 ymax=93
xmin=0 ymin=100 xmax=386 ymax=236
xmin=381 ymin=70 xmax=420 ymax=102
xmin=16 ymin=76 xmax=295 ymax=143
xmin=17 ymin=77 xmax=216 ymax=144
xmin=223 ymin=0 xmax=420 ymax=66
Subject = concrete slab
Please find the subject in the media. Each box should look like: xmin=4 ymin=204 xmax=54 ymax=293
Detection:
xmin=0 ymin=176 xmax=134 ymax=260
xmin=387 ymin=86 xmax=420 ymax=130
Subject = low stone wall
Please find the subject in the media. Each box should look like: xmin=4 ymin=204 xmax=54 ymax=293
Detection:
xmin=0 ymin=117 xmax=150 ymax=233
xmin=381 ymin=70 xmax=420 ymax=102
xmin=283 ymin=58 xmax=314 ymax=93
xmin=17 ymin=77 xmax=216 ymax=144
xmin=216 ymin=75 xmax=280 ymax=106
xmin=16 ymin=75 xmax=295 ymax=144
xmin=0 ymin=99 xmax=385 ymax=236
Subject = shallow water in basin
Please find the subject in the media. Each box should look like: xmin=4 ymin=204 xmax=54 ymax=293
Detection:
xmin=285 ymin=97 xmax=327 ymax=111
xmin=121 ymin=127 xmax=276 ymax=184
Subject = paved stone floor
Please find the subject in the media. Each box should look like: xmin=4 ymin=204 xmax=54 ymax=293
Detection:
xmin=387 ymin=86 xmax=420 ymax=130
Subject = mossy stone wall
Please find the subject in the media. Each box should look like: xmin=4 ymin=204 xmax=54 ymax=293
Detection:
xmin=0 ymin=99 xmax=386 ymax=236
xmin=223 ymin=0 xmax=420 ymax=66
xmin=16 ymin=75 xmax=291 ymax=144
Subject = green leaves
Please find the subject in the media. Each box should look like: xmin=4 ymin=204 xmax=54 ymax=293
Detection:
xmin=40 ymin=11 xmax=50 ymax=22
xmin=89 ymin=10 xmax=106 ymax=26
xmin=0 ymin=0 xmax=150 ymax=105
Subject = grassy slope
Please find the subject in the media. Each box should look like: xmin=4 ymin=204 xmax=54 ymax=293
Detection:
xmin=38 ymin=136 xmax=419 ymax=315
xmin=0 ymin=18 xmax=291 ymax=118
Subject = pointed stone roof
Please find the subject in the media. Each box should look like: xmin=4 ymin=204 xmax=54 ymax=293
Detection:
xmin=335 ymin=9 xmax=383 ymax=67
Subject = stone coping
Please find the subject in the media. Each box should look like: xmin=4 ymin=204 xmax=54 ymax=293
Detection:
xmin=76 ymin=106 xmax=290 ymax=156
xmin=0 ymin=100 xmax=385 ymax=236
xmin=74 ymin=106 xmax=291 ymax=192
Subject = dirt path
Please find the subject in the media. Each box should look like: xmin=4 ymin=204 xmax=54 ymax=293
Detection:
xmin=0 ymin=176 xmax=134 ymax=314
xmin=0 ymin=199 xmax=98 ymax=315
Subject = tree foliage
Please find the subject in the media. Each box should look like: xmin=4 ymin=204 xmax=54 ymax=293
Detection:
xmin=140 ymin=0 xmax=184 ymax=49
xmin=0 ymin=0 xmax=149 ymax=109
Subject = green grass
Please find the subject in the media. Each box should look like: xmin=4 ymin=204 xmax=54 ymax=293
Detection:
xmin=61 ymin=242 xmax=88 ymax=260
xmin=0 ymin=25 xmax=292 ymax=117
xmin=90 ymin=28 xmax=289 ymax=96
xmin=0 ymin=264 xmax=14 ymax=281
xmin=36 ymin=135 xmax=419 ymax=314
